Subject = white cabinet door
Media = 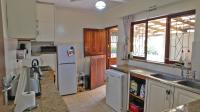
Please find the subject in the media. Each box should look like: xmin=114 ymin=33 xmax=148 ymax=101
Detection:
xmin=146 ymin=80 xmax=173 ymax=112
xmin=36 ymin=3 xmax=55 ymax=42
xmin=6 ymin=0 xmax=37 ymax=39
xmin=174 ymin=87 xmax=200 ymax=107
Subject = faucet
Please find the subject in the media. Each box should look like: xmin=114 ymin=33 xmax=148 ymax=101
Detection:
xmin=179 ymin=64 xmax=194 ymax=80
xmin=180 ymin=65 xmax=196 ymax=80
xmin=180 ymin=65 xmax=184 ymax=78
xmin=186 ymin=71 xmax=196 ymax=80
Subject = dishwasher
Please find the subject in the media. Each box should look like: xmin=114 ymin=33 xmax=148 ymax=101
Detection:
xmin=106 ymin=69 xmax=128 ymax=112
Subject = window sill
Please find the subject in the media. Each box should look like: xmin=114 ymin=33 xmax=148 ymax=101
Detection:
xmin=128 ymin=58 xmax=181 ymax=69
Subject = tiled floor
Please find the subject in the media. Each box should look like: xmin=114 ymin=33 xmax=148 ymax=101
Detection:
xmin=62 ymin=85 xmax=115 ymax=112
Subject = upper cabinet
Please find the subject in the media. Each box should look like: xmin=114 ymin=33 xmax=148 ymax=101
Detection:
xmin=84 ymin=29 xmax=106 ymax=56
xmin=6 ymin=0 xmax=37 ymax=39
xmin=36 ymin=3 xmax=55 ymax=42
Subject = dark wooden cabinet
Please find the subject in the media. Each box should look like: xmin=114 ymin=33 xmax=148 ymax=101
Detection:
xmin=84 ymin=28 xmax=106 ymax=56
xmin=90 ymin=55 xmax=106 ymax=89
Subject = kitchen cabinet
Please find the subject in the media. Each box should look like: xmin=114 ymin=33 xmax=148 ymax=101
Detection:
xmin=129 ymin=73 xmax=146 ymax=112
xmin=36 ymin=3 xmax=55 ymax=42
xmin=174 ymin=87 xmax=200 ymax=107
xmin=84 ymin=29 xmax=106 ymax=56
xmin=6 ymin=0 xmax=37 ymax=39
xmin=146 ymin=80 xmax=173 ymax=112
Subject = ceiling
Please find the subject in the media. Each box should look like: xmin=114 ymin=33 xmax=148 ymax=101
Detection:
xmin=38 ymin=0 xmax=128 ymax=10
xmin=38 ymin=0 xmax=184 ymax=12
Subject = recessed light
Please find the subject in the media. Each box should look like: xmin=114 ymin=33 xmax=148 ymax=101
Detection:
xmin=95 ymin=1 xmax=106 ymax=10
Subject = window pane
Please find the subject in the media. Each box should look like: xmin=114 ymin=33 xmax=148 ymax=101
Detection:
xmin=147 ymin=18 xmax=166 ymax=62
xmin=133 ymin=23 xmax=146 ymax=57
xmin=111 ymin=43 xmax=117 ymax=58
xmin=111 ymin=36 xmax=118 ymax=43
xmin=110 ymin=28 xmax=118 ymax=58
xmin=169 ymin=14 xmax=195 ymax=62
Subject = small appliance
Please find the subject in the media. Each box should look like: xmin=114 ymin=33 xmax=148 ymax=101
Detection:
xmin=8 ymin=75 xmax=20 ymax=100
xmin=25 ymin=57 xmax=42 ymax=96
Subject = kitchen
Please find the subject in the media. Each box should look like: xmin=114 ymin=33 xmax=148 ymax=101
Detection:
xmin=0 ymin=0 xmax=200 ymax=112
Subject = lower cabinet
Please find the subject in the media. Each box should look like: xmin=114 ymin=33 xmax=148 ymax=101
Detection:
xmin=173 ymin=87 xmax=200 ymax=107
xmin=146 ymin=79 xmax=200 ymax=112
xmin=145 ymin=80 xmax=173 ymax=112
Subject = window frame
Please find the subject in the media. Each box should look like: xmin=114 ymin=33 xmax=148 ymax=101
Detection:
xmin=130 ymin=20 xmax=148 ymax=60
xmin=130 ymin=9 xmax=196 ymax=64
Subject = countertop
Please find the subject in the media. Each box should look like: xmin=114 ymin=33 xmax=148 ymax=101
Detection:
xmin=110 ymin=64 xmax=200 ymax=112
xmin=109 ymin=64 xmax=138 ymax=73
xmin=110 ymin=64 xmax=200 ymax=95
xmin=0 ymin=70 xmax=69 ymax=112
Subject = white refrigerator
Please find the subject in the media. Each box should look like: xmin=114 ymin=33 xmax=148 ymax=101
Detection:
xmin=57 ymin=45 xmax=77 ymax=95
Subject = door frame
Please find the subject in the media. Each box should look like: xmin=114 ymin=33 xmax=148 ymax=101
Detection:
xmin=0 ymin=1 xmax=6 ymax=94
xmin=105 ymin=25 xmax=118 ymax=69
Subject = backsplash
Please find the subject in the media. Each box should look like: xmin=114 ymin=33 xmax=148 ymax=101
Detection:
xmin=31 ymin=41 xmax=54 ymax=54
xmin=192 ymin=41 xmax=200 ymax=80
xmin=128 ymin=60 xmax=182 ymax=76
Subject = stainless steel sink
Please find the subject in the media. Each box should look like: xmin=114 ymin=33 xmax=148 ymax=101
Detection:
xmin=151 ymin=74 xmax=182 ymax=81
xmin=176 ymin=80 xmax=200 ymax=90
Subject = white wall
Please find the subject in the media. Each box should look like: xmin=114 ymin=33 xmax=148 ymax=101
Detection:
xmin=54 ymin=7 xmax=106 ymax=74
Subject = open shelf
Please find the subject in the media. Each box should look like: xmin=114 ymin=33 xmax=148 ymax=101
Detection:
xmin=129 ymin=73 xmax=146 ymax=112
xmin=129 ymin=93 xmax=144 ymax=101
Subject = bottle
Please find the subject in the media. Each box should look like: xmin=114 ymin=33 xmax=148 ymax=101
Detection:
xmin=184 ymin=50 xmax=191 ymax=69
xmin=130 ymin=80 xmax=138 ymax=95
xmin=140 ymin=84 xmax=145 ymax=98
xmin=179 ymin=50 xmax=184 ymax=65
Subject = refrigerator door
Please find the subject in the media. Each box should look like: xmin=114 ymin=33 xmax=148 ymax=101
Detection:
xmin=57 ymin=45 xmax=76 ymax=64
xmin=58 ymin=63 xmax=77 ymax=95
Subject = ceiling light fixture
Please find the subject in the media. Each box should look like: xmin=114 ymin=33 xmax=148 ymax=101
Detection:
xmin=95 ymin=1 xmax=106 ymax=10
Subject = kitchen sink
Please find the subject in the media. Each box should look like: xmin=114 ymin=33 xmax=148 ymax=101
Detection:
xmin=176 ymin=80 xmax=200 ymax=90
xmin=151 ymin=74 xmax=183 ymax=81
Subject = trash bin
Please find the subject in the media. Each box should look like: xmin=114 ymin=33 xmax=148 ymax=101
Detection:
xmin=84 ymin=75 xmax=90 ymax=90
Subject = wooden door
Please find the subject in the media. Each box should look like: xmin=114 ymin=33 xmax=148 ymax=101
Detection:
xmin=105 ymin=26 xmax=118 ymax=68
xmin=90 ymin=55 xmax=106 ymax=89
xmin=84 ymin=28 xmax=106 ymax=56
xmin=146 ymin=80 xmax=173 ymax=112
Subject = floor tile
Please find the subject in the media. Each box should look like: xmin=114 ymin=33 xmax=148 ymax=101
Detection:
xmin=62 ymin=85 xmax=114 ymax=112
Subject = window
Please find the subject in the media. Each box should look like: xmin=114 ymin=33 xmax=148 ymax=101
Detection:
xmin=110 ymin=28 xmax=118 ymax=58
xmin=147 ymin=18 xmax=166 ymax=62
xmin=111 ymin=35 xmax=118 ymax=58
xmin=132 ymin=22 xmax=146 ymax=58
xmin=130 ymin=10 xmax=196 ymax=64
xmin=169 ymin=14 xmax=195 ymax=62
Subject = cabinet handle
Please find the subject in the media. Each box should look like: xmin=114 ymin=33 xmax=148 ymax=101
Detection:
xmin=36 ymin=30 xmax=39 ymax=36
xmin=166 ymin=90 xmax=171 ymax=95
xmin=36 ymin=20 xmax=39 ymax=28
